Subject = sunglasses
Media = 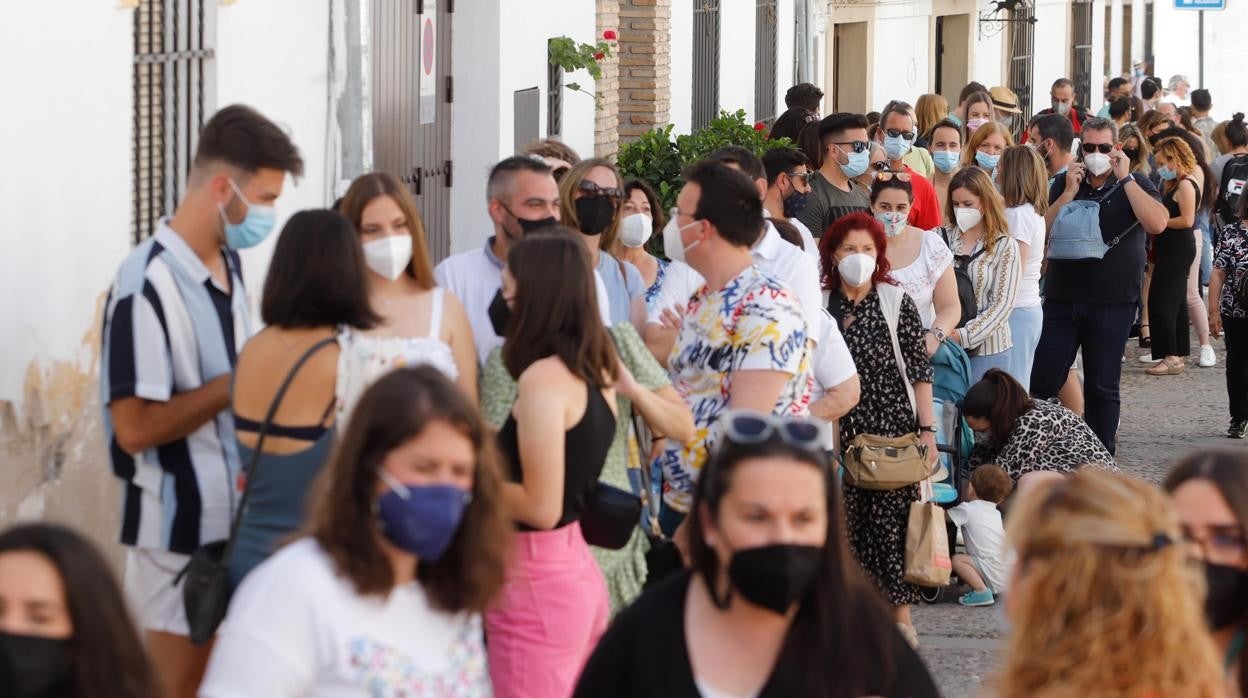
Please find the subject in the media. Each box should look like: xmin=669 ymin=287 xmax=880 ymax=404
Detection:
xmin=720 ymin=410 xmax=829 ymax=451
xmin=1081 ymin=143 xmax=1114 ymax=154
xmin=876 ymin=170 xmax=912 ymax=182
xmin=834 ymin=140 xmax=870 ymax=154
xmin=785 ymin=170 xmax=810 ymax=184
xmin=577 ymin=180 xmax=623 ymax=202
xmin=884 ymin=128 xmax=917 ymax=141
xmin=552 ymin=166 xmax=570 ymax=182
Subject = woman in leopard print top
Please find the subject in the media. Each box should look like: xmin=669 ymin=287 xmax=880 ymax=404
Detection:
xmin=963 ymin=369 xmax=1117 ymax=480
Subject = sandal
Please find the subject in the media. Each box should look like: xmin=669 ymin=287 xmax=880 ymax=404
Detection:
xmin=1138 ymin=324 xmax=1151 ymax=349
xmin=1146 ymin=359 xmax=1184 ymax=376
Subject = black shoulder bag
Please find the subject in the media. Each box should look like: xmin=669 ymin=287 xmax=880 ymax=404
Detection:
xmin=178 ymin=336 xmax=337 ymax=645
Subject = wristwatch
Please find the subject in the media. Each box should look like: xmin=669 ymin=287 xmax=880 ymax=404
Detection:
xmin=918 ymin=425 xmax=938 ymax=434
xmin=926 ymin=326 xmax=947 ymax=343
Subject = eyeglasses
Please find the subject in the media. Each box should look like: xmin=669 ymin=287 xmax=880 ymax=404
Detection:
xmin=875 ymin=170 xmax=912 ymax=182
xmin=720 ymin=410 xmax=829 ymax=451
xmin=833 ymin=140 xmax=870 ymax=154
xmin=577 ymin=180 xmax=623 ymax=202
xmin=1182 ymin=529 xmax=1248 ymax=566
xmin=669 ymin=206 xmax=698 ymax=222
xmin=1081 ymin=142 xmax=1114 ymax=154
xmin=884 ymin=128 xmax=917 ymax=141
xmin=784 ymin=171 xmax=810 ymax=184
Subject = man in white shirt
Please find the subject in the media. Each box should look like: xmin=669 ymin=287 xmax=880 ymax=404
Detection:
xmin=761 ymin=147 xmax=820 ymax=259
xmin=1161 ymin=74 xmax=1192 ymax=108
xmin=435 ymin=156 xmax=611 ymax=365
xmin=644 ymin=147 xmax=858 ymax=422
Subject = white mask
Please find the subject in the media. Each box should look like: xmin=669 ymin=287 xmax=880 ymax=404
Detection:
xmin=662 ymin=216 xmax=701 ymax=263
xmin=1084 ymin=152 xmax=1112 ymax=176
xmin=618 ymin=213 xmax=653 ymax=248
xmin=362 ymin=234 xmax=413 ymax=281
xmin=955 ymin=207 xmax=983 ymax=232
xmin=837 ymin=252 xmax=876 ymax=287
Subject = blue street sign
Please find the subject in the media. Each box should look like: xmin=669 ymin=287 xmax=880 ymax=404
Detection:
xmin=1175 ymin=0 xmax=1224 ymax=10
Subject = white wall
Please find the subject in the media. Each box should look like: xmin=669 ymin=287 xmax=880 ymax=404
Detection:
xmin=670 ymin=0 xmax=694 ymax=134
xmin=449 ymin=0 xmax=501 ymax=254
xmin=1031 ymin=0 xmax=1071 ymax=113
xmin=1151 ymin=2 xmax=1248 ymax=120
xmin=871 ymin=0 xmax=935 ymax=110
xmin=777 ymin=0 xmax=798 ymax=117
xmin=718 ymin=1 xmax=757 ymax=120
xmin=216 ymin=0 xmax=334 ymax=297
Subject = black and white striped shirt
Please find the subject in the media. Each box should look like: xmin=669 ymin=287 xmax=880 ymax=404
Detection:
xmin=100 ymin=222 xmax=251 ymax=554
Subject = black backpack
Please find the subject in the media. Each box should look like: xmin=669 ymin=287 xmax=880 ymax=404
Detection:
xmin=1218 ymin=154 xmax=1248 ymax=227
xmin=941 ymin=227 xmax=987 ymax=328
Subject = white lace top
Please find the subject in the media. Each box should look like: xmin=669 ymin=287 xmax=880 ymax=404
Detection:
xmin=890 ymin=231 xmax=954 ymax=328
xmin=336 ymin=287 xmax=458 ymax=428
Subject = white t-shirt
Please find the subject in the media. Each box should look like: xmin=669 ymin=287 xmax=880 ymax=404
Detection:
xmin=200 ymin=539 xmax=491 ymax=698
xmin=890 ymin=231 xmax=954 ymax=328
xmin=435 ymin=238 xmax=613 ymax=366
xmin=787 ymin=216 xmax=821 ymax=262
xmin=1005 ymin=205 xmax=1045 ymax=308
xmin=948 ymin=499 xmax=1008 ymax=593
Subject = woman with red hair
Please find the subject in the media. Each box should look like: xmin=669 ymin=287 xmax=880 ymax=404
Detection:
xmin=819 ymin=212 xmax=939 ymax=648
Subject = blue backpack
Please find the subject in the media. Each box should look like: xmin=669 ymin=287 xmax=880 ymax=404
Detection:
xmin=1048 ymin=175 xmax=1139 ymax=261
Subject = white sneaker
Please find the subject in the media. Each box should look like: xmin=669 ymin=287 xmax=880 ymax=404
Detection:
xmin=1138 ymin=353 xmax=1154 ymax=363
xmin=1199 ymin=345 xmax=1216 ymax=367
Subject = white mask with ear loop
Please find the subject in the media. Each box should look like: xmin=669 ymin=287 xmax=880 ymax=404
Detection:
xmin=662 ymin=216 xmax=702 ymax=263
xmin=362 ymin=235 xmax=413 ymax=281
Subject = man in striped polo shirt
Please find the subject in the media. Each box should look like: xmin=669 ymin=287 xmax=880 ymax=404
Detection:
xmin=101 ymin=105 xmax=302 ymax=696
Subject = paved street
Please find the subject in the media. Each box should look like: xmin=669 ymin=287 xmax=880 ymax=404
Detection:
xmin=915 ymin=333 xmax=1237 ymax=696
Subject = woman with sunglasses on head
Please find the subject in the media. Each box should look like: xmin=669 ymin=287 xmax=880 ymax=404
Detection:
xmin=614 ymin=179 xmax=669 ymax=314
xmin=484 ymin=229 xmax=622 ymax=698
xmin=1164 ymin=450 xmax=1248 ymax=695
xmin=870 ymin=172 xmax=960 ymax=356
xmin=997 ymin=470 xmax=1225 ymax=697
xmin=200 ymin=367 xmax=510 ymax=697
xmin=960 ymin=121 xmax=1014 ymax=178
xmin=818 ymin=212 xmax=938 ymax=647
xmin=998 ymin=145 xmax=1049 ymax=390
xmin=942 ymin=167 xmax=1022 ymax=384
xmin=574 ymin=412 xmax=939 ymax=698
xmin=560 ymin=159 xmax=647 ymax=333
xmin=927 ymin=118 xmax=964 ymax=224
xmin=854 ymin=142 xmax=890 ymax=191
xmin=336 ymin=173 xmax=479 ymax=422
xmin=0 ymin=524 xmax=159 ymax=698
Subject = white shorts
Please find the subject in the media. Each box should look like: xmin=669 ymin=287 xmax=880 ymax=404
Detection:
xmin=125 ymin=548 xmax=191 ymax=635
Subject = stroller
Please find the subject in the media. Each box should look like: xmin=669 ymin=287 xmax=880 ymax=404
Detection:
xmin=919 ymin=339 xmax=975 ymax=604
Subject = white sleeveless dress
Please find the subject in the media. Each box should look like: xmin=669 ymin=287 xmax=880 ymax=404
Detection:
xmin=336 ymin=287 xmax=459 ymax=428
xmin=890 ymin=232 xmax=954 ymax=328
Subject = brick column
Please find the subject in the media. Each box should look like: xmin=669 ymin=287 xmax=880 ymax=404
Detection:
xmin=595 ymin=0 xmax=621 ymax=157
xmin=617 ymin=0 xmax=672 ymax=145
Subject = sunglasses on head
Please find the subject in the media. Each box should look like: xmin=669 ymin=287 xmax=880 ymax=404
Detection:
xmin=1081 ymin=143 xmax=1114 ymax=154
xmin=577 ymin=180 xmax=623 ymax=201
xmin=876 ymin=170 xmax=912 ymax=182
xmin=552 ymin=166 xmax=570 ymax=182
xmin=834 ymin=140 xmax=870 ymax=154
xmin=884 ymin=128 xmax=916 ymax=141
xmin=870 ymin=161 xmax=891 ymax=173
xmin=720 ymin=410 xmax=829 ymax=451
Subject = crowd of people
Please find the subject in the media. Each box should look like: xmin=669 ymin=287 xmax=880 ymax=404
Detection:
xmin=1 ymin=70 xmax=1247 ymax=697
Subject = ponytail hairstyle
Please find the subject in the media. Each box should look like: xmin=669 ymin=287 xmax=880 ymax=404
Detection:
xmin=962 ymin=368 xmax=1032 ymax=448
xmin=1227 ymin=112 xmax=1248 ymax=149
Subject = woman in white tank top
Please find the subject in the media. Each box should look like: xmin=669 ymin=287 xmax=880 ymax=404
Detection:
xmin=335 ymin=173 xmax=478 ymax=426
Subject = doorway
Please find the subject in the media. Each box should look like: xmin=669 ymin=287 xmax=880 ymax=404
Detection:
xmin=934 ymin=14 xmax=969 ymax=106
xmin=832 ymin=22 xmax=868 ymax=114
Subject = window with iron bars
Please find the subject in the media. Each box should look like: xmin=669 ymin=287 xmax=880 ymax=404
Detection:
xmin=132 ymin=0 xmax=216 ymax=245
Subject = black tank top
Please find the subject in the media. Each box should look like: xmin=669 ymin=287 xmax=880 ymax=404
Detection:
xmin=497 ymin=382 xmax=616 ymax=531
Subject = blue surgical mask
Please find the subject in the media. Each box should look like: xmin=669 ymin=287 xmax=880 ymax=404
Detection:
xmin=883 ymin=134 xmax=913 ymax=160
xmin=1157 ymin=164 xmax=1178 ymax=181
xmin=932 ymin=150 xmax=960 ymax=174
xmin=376 ymin=470 xmax=471 ymax=561
xmin=219 ymin=179 xmax=277 ymax=250
xmin=975 ymin=150 xmax=1000 ymax=172
xmin=840 ymin=150 xmax=871 ymax=178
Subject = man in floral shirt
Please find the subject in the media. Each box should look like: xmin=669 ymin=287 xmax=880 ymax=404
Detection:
xmin=655 ymin=161 xmax=813 ymax=535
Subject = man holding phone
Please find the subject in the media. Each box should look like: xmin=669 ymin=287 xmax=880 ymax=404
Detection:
xmin=1029 ymin=116 xmax=1169 ymax=454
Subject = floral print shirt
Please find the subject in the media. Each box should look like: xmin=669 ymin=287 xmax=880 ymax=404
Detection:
xmin=656 ymin=265 xmax=813 ymax=513
xmin=1214 ymin=221 xmax=1248 ymax=319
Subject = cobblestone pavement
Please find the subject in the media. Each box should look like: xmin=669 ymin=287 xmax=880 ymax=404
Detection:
xmin=915 ymin=334 xmax=1236 ymax=696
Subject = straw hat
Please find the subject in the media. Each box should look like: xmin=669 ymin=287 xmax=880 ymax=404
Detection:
xmin=989 ymin=86 xmax=1022 ymax=114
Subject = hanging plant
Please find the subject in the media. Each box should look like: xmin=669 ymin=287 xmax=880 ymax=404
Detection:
xmin=548 ymin=31 xmax=618 ymax=109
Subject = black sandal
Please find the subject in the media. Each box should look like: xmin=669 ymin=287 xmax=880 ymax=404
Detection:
xmin=1139 ymin=324 xmax=1151 ymax=349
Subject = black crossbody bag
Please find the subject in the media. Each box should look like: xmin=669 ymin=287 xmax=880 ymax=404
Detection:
xmin=178 ymin=336 xmax=337 ymax=645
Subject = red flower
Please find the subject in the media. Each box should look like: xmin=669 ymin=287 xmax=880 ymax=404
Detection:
xmin=594 ymin=52 xmax=606 ymax=60
xmin=754 ymin=122 xmax=766 ymax=131
xmin=603 ymin=29 xmax=617 ymax=40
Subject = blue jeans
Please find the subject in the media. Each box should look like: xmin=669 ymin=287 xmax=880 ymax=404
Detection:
xmin=1004 ymin=305 xmax=1044 ymax=392
xmin=969 ymin=351 xmax=1011 ymax=386
xmin=1030 ymin=299 xmax=1137 ymax=454
xmin=1198 ymin=211 xmax=1213 ymax=287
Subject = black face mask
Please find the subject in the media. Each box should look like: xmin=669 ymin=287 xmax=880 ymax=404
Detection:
xmin=0 ymin=631 xmax=73 ymax=698
xmin=1205 ymin=562 xmax=1248 ymax=630
xmin=782 ymin=189 xmax=810 ymax=219
xmin=488 ymin=289 xmax=512 ymax=338
xmin=714 ymin=543 xmax=822 ymax=615
xmin=514 ymin=215 xmax=558 ymax=236
xmin=1122 ymin=148 xmax=1140 ymax=163
xmin=574 ymin=197 xmax=617 ymax=236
